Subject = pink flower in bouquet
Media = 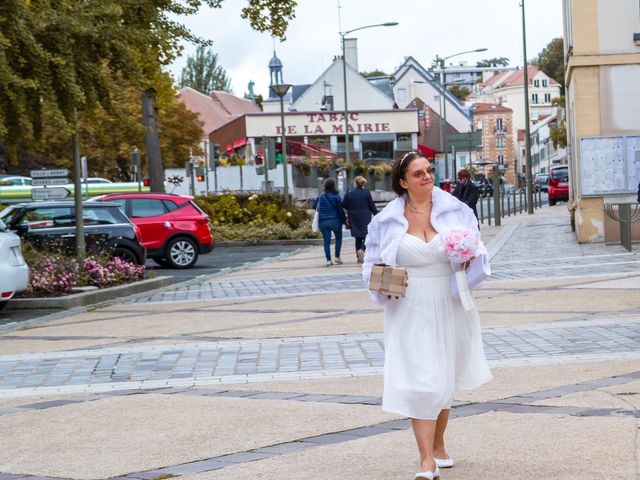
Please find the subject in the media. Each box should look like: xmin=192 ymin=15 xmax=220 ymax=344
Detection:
xmin=441 ymin=229 xmax=479 ymax=263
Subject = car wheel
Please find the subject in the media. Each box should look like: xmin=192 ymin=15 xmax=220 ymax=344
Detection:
xmin=112 ymin=246 xmax=140 ymax=265
xmin=0 ymin=301 xmax=8 ymax=311
xmin=548 ymin=198 xmax=557 ymax=206
xmin=165 ymin=237 xmax=199 ymax=269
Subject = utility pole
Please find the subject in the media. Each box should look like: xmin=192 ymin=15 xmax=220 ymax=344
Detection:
xmin=439 ymin=57 xmax=449 ymax=180
xmin=72 ymin=107 xmax=85 ymax=258
xmin=142 ymin=89 xmax=166 ymax=193
xmin=521 ymin=0 xmax=534 ymax=214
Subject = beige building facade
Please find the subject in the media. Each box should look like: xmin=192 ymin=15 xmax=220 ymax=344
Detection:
xmin=563 ymin=0 xmax=640 ymax=243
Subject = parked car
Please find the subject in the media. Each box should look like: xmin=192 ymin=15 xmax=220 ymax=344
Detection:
xmin=84 ymin=177 xmax=112 ymax=184
xmin=0 ymin=175 xmax=32 ymax=186
xmin=534 ymin=173 xmax=549 ymax=193
xmin=0 ymin=202 xmax=146 ymax=264
xmin=547 ymin=166 xmax=570 ymax=206
xmin=0 ymin=220 xmax=29 ymax=311
xmin=92 ymin=193 xmax=214 ymax=269
xmin=473 ymin=177 xmax=494 ymax=197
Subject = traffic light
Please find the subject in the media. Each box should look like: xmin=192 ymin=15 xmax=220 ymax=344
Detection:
xmin=209 ymin=143 xmax=221 ymax=169
xmin=265 ymin=138 xmax=276 ymax=169
xmin=143 ymin=178 xmax=150 ymax=187
xmin=195 ymin=167 xmax=205 ymax=182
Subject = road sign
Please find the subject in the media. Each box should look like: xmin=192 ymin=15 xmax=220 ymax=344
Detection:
xmin=32 ymin=178 xmax=70 ymax=186
xmin=30 ymin=169 xmax=69 ymax=178
xmin=31 ymin=187 xmax=71 ymax=200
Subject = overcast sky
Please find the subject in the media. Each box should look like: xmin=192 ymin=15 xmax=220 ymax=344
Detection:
xmin=169 ymin=0 xmax=564 ymax=97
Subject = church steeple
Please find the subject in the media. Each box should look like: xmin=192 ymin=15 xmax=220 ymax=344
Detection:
xmin=268 ymin=51 xmax=284 ymax=98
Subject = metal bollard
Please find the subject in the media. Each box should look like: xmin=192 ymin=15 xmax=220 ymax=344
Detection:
xmin=519 ymin=189 xmax=523 ymax=214
xmin=507 ymin=191 xmax=511 ymax=216
xmin=501 ymin=190 xmax=505 ymax=218
xmin=513 ymin=189 xmax=517 ymax=215
xmin=538 ymin=188 xmax=543 ymax=208
xmin=479 ymin=194 xmax=485 ymax=224
xmin=487 ymin=196 xmax=492 ymax=226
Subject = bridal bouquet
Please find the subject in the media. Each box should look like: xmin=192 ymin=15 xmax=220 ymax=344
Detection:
xmin=441 ymin=229 xmax=480 ymax=311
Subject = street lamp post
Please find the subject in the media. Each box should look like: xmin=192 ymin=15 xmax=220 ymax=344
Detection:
xmin=521 ymin=0 xmax=534 ymax=214
xmin=340 ymin=22 xmax=398 ymax=163
xmin=270 ymin=83 xmax=293 ymax=203
xmin=438 ymin=48 xmax=487 ymax=180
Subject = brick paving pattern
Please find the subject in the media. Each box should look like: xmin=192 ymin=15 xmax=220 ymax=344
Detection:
xmin=1 ymin=319 xmax=639 ymax=395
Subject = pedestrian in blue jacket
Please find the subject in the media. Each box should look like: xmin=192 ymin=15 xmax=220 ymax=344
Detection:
xmin=343 ymin=176 xmax=378 ymax=263
xmin=313 ymin=179 xmax=346 ymax=266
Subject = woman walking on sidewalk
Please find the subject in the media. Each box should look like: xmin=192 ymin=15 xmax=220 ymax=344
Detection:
xmin=313 ymin=179 xmax=347 ymax=266
xmin=363 ymin=151 xmax=492 ymax=479
xmin=343 ymin=175 xmax=378 ymax=264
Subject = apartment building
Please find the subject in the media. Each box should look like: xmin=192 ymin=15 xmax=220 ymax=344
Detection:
xmin=471 ymin=103 xmax=517 ymax=186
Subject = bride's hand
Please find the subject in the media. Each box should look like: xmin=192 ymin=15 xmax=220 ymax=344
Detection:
xmin=461 ymin=256 xmax=476 ymax=272
xmin=387 ymin=279 xmax=409 ymax=300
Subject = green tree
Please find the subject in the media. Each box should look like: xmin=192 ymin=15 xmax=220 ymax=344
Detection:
xmin=532 ymin=38 xmax=565 ymax=90
xmin=448 ymin=85 xmax=471 ymax=101
xmin=360 ymin=69 xmax=389 ymax=78
xmin=18 ymin=68 xmax=203 ymax=178
xmin=550 ymin=96 xmax=567 ymax=149
xmin=476 ymin=57 xmax=510 ymax=67
xmin=0 ymin=0 xmax=297 ymax=162
xmin=180 ymin=46 xmax=232 ymax=94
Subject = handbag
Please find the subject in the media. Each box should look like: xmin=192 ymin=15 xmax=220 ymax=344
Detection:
xmin=369 ymin=264 xmax=408 ymax=297
xmin=450 ymin=253 xmax=491 ymax=308
xmin=311 ymin=196 xmax=321 ymax=232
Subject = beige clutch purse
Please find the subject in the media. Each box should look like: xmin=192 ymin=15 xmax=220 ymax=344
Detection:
xmin=369 ymin=264 xmax=408 ymax=297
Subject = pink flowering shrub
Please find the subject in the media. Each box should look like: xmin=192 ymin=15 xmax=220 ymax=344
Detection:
xmin=24 ymin=245 xmax=145 ymax=295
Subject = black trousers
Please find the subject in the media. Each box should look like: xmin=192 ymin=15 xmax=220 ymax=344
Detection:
xmin=355 ymin=236 xmax=366 ymax=252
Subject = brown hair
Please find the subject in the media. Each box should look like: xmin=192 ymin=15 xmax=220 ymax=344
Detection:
xmin=323 ymin=178 xmax=339 ymax=194
xmin=391 ymin=151 xmax=427 ymax=195
xmin=457 ymin=169 xmax=471 ymax=180
xmin=354 ymin=176 xmax=367 ymax=188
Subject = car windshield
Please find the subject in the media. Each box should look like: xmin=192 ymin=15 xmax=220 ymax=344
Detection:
xmin=0 ymin=206 xmax=20 ymax=226
xmin=551 ymin=168 xmax=569 ymax=181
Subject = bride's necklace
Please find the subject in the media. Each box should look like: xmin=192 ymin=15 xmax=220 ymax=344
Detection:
xmin=407 ymin=200 xmax=432 ymax=215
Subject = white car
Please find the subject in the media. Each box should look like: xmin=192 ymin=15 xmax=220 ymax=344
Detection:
xmin=0 ymin=220 xmax=29 ymax=311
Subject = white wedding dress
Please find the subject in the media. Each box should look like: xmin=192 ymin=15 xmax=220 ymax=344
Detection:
xmin=383 ymin=233 xmax=492 ymax=420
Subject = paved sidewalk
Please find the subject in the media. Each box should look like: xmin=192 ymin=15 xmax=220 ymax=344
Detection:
xmin=1 ymin=205 xmax=639 ymax=480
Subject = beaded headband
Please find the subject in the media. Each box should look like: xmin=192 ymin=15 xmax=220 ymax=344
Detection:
xmin=399 ymin=151 xmax=420 ymax=167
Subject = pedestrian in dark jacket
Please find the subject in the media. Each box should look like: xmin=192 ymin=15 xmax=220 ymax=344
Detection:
xmin=343 ymin=176 xmax=378 ymax=263
xmin=313 ymin=179 xmax=347 ymax=266
xmin=451 ymin=169 xmax=480 ymax=219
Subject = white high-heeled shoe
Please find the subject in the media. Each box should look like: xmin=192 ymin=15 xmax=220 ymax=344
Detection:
xmin=414 ymin=465 xmax=440 ymax=480
xmin=435 ymin=456 xmax=455 ymax=468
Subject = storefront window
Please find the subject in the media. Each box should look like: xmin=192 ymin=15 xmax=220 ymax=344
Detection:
xmin=396 ymin=134 xmax=412 ymax=151
xmin=362 ymin=141 xmax=393 ymax=159
xmin=336 ymin=135 xmax=353 ymax=154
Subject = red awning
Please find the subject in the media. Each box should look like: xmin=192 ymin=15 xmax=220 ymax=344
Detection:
xmin=227 ymin=137 xmax=247 ymax=152
xmin=417 ymin=144 xmax=437 ymax=160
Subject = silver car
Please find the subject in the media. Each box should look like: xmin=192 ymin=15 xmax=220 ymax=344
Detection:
xmin=0 ymin=220 xmax=29 ymax=311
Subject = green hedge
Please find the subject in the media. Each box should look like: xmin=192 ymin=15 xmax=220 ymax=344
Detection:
xmin=194 ymin=193 xmax=320 ymax=243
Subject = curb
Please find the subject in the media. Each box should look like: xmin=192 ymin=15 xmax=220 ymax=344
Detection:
xmin=7 ymin=276 xmax=179 ymax=311
xmin=216 ymin=238 xmax=323 ymax=247
xmin=486 ymin=222 xmax=520 ymax=261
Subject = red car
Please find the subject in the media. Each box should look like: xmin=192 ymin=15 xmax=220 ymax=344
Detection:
xmin=547 ymin=165 xmax=570 ymax=206
xmin=94 ymin=193 xmax=213 ymax=268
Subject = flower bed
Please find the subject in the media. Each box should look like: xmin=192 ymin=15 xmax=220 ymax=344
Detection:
xmin=194 ymin=193 xmax=319 ymax=243
xmin=20 ymin=245 xmax=146 ymax=297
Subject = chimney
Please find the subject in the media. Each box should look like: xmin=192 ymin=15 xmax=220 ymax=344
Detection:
xmin=344 ymin=38 xmax=358 ymax=71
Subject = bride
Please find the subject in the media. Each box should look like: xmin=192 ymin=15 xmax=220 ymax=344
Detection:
xmin=362 ymin=151 xmax=492 ymax=480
